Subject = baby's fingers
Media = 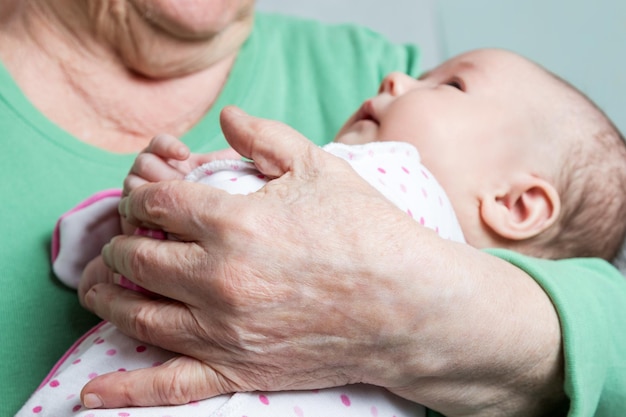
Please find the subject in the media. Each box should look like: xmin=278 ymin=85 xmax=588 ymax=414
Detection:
xmin=124 ymin=134 xmax=191 ymax=196
xmin=188 ymin=147 xmax=242 ymax=166
xmin=124 ymin=152 xmax=188 ymax=196
xmin=144 ymin=134 xmax=190 ymax=160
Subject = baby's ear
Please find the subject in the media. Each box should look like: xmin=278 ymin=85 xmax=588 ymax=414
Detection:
xmin=480 ymin=175 xmax=561 ymax=241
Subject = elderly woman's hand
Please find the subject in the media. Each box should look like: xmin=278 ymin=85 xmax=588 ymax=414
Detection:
xmin=78 ymin=107 xmax=565 ymax=417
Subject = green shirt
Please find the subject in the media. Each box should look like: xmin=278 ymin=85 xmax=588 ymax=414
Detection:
xmin=0 ymin=13 xmax=419 ymax=415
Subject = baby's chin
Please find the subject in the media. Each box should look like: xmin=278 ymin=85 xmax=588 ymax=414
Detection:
xmin=334 ymin=123 xmax=379 ymax=145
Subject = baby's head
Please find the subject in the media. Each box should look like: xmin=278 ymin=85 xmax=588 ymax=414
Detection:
xmin=335 ymin=48 xmax=626 ymax=260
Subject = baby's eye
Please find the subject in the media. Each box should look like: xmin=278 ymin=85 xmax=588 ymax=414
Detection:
xmin=445 ymin=78 xmax=464 ymax=91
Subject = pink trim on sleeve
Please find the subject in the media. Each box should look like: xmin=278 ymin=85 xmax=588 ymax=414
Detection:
xmin=37 ymin=321 xmax=109 ymax=390
xmin=50 ymin=189 xmax=123 ymax=263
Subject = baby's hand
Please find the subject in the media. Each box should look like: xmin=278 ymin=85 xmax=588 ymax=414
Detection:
xmin=124 ymin=134 xmax=243 ymax=197
xmin=123 ymin=134 xmax=192 ymax=197
xmin=121 ymin=134 xmax=242 ymax=235
xmin=122 ymin=134 xmax=193 ymax=236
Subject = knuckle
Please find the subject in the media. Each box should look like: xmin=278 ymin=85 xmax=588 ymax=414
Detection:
xmin=128 ymin=302 xmax=159 ymax=343
xmin=150 ymin=133 xmax=167 ymax=148
xmin=124 ymin=240 xmax=153 ymax=284
xmin=211 ymin=274 xmax=242 ymax=308
xmin=154 ymin=367 xmax=195 ymax=405
xmin=133 ymin=153 xmax=153 ymax=174
xmin=118 ymin=381 xmax=141 ymax=407
xmin=225 ymin=200 xmax=264 ymax=237
xmin=139 ymin=183 xmax=175 ymax=222
xmin=213 ymin=264 xmax=269 ymax=311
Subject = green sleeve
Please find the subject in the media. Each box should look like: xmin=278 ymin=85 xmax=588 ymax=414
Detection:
xmin=488 ymin=249 xmax=626 ymax=416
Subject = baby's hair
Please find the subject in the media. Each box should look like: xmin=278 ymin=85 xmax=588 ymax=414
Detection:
xmin=520 ymin=71 xmax=626 ymax=260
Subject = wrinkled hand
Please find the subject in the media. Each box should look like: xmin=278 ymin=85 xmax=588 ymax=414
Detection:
xmin=79 ymin=105 xmax=416 ymax=405
xmin=79 ymin=107 xmax=564 ymax=417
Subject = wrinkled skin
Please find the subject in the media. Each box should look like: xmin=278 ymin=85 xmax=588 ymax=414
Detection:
xmin=79 ymin=107 xmax=565 ymax=417
xmin=0 ymin=0 xmax=255 ymax=152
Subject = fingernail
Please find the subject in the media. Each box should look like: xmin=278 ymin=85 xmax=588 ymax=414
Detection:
xmin=101 ymin=243 xmax=111 ymax=264
xmin=226 ymin=106 xmax=246 ymax=117
xmin=83 ymin=393 xmax=104 ymax=409
xmin=83 ymin=288 xmax=96 ymax=309
xmin=118 ymin=197 xmax=128 ymax=218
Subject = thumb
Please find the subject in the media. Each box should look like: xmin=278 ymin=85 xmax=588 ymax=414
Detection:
xmin=81 ymin=356 xmax=239 ymax=409
xmin=219 ymin=106 xmax=319 ymax=178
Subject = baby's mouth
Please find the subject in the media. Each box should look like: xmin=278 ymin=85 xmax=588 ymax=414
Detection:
xmin=355 ymin=99 xmax=379 ymax=125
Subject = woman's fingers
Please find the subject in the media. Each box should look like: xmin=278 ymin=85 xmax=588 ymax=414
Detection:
xmin=80 ymin=277 xmax=213 ymax=353
xmin=220 ymin=105 xmax=318 ymax=178
xmin=80 ymin=355 xmax=234 ymax=409
xmin=144 ymin=134 xmax=190 ymax=161
xmin=95 ymin=232 xmax=218 ymax=304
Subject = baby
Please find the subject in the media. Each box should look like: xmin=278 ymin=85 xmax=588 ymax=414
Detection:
xmin=17 ymin=48 xmax=626 ymax=417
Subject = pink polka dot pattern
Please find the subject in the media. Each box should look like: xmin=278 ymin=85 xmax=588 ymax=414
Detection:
xmin=322 ymin=141 xmax=465 ymax=244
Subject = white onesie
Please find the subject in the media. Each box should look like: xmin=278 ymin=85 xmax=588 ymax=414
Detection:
xmin=17 ymin=141 xmax=464 ymax=417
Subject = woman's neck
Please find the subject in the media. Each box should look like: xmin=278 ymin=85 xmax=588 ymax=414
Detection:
xmin=0 ymin=1 xmax=251 ymax=153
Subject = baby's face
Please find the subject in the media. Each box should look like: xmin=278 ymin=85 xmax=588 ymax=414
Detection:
xmin=335 ymin=49 xmax=550 ymax=224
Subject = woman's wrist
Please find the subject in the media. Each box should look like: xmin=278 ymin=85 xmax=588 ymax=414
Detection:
xmin=356 ymin=236 xmax=565 ymax=417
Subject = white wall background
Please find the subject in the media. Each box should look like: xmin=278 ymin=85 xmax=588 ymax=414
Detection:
xmin=438 ymin=0 xmax=626 ymax=135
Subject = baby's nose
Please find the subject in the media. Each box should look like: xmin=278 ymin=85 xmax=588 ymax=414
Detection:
xmin=378 ymin=72 xmax=418 ymax=96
